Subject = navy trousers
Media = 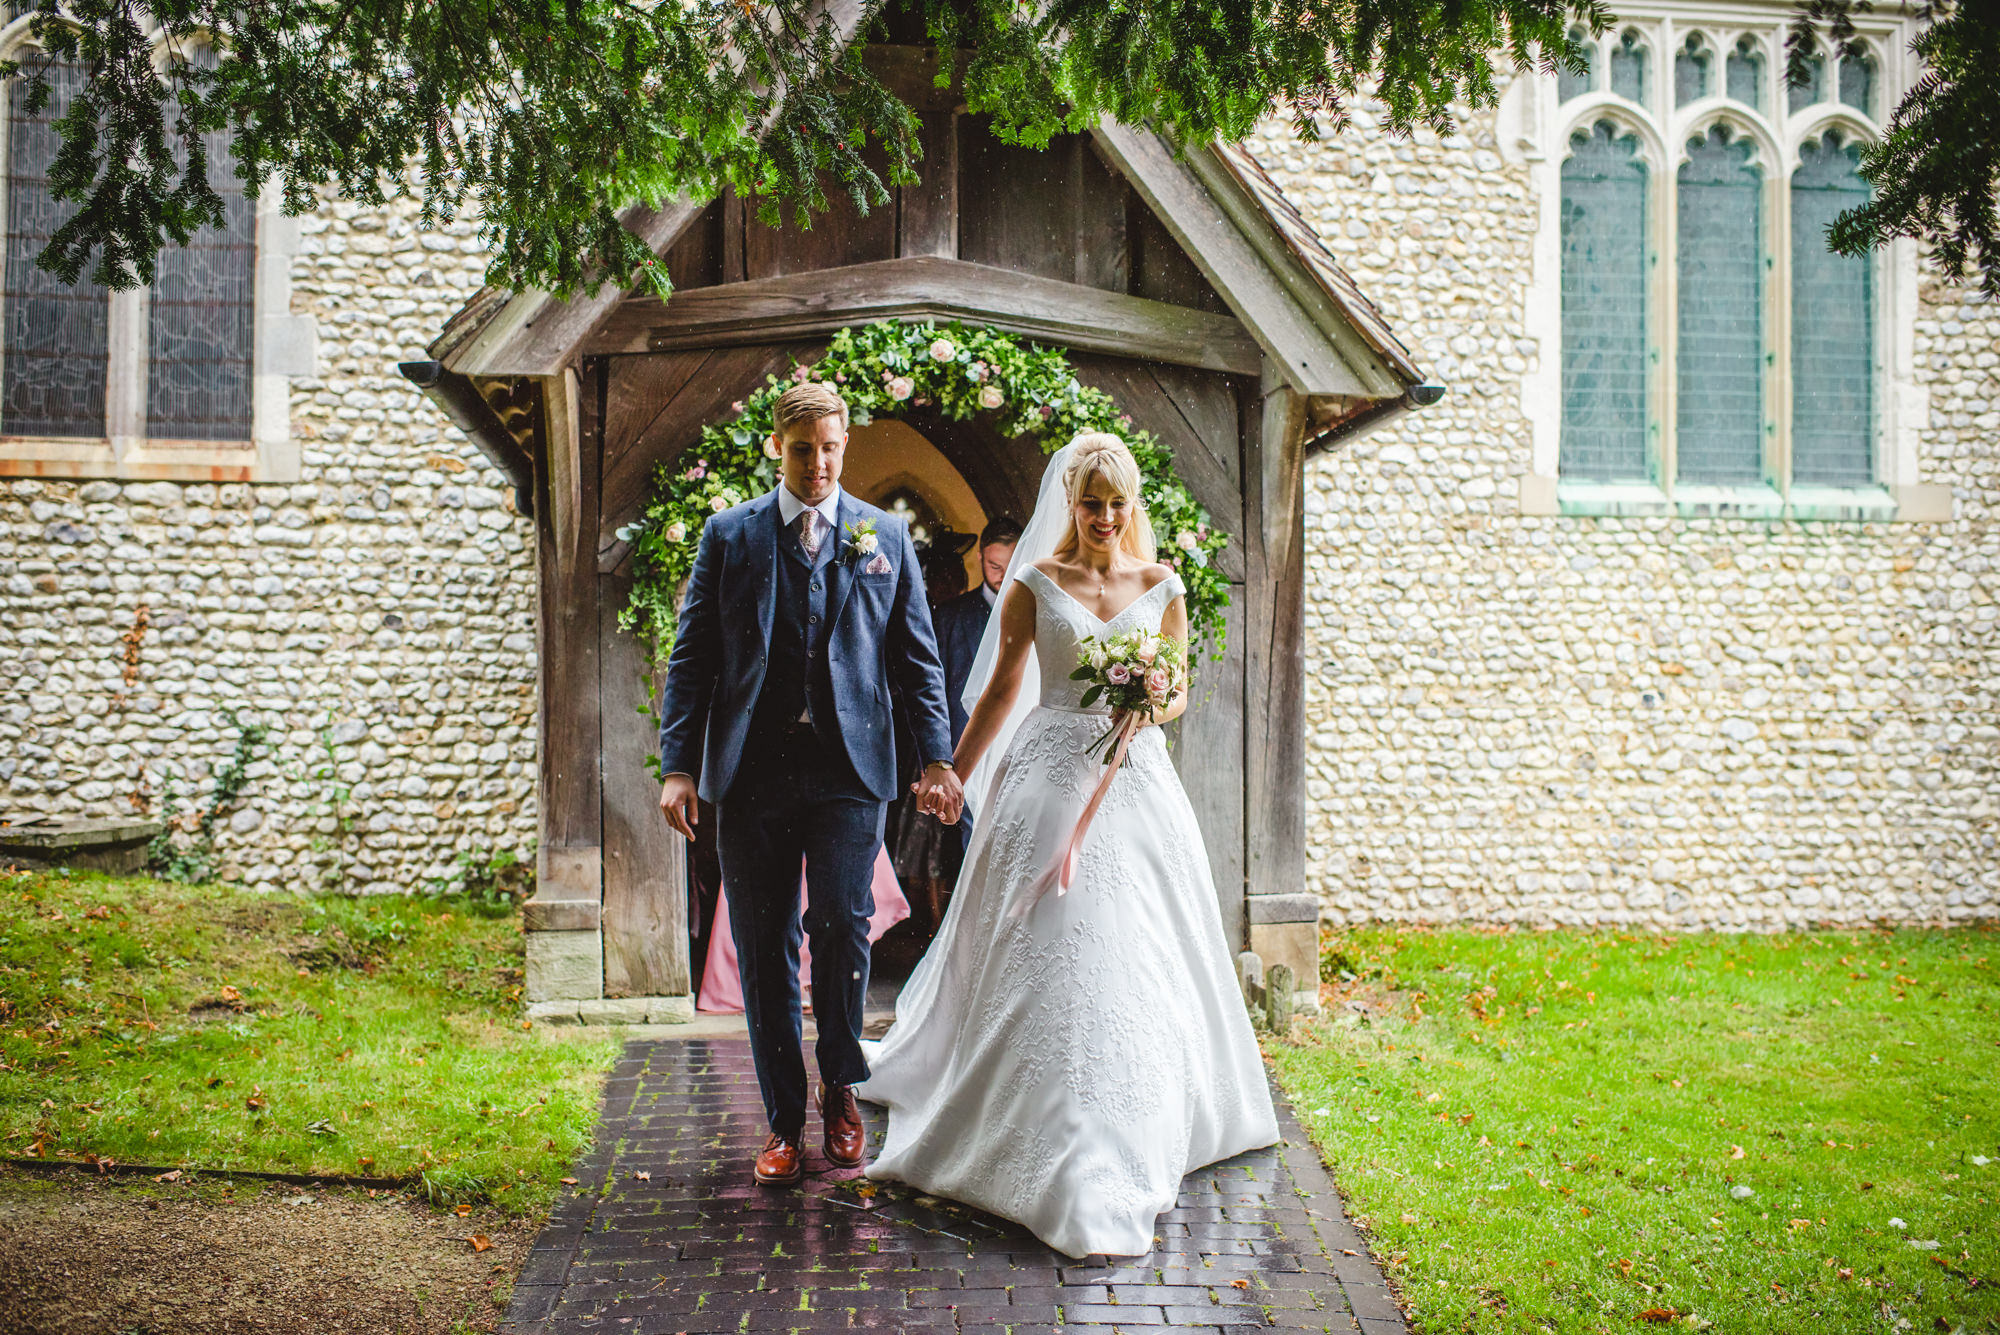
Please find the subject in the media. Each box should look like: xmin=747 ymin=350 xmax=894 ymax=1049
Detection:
xmin=715 ymin=725 xmax=883 ymax=1141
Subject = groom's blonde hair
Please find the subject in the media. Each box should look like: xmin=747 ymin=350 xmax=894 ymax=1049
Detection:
xmin=1055 ymin=433 xmax=1157 ymax=563
xmin=772 ymin=381 xmax=850 ymax=437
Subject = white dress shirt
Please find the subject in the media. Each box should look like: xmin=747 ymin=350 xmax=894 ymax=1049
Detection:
xmin=776 ymin=483 xmax=841 ymax=545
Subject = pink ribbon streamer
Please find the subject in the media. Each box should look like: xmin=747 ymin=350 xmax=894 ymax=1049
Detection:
xmin=1011 ymin=714 xmax=1140 ymax=919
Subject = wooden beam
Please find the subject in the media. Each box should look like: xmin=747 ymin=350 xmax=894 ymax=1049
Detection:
xmin=434 ymin=0 xmax=874 ymax=378
xmin=1241 ymin=380 xmax=1308 ymax=904
xmin=1089 ymin=122 xmax=1376 ymax=399
xmin=535 ymin=367 xmax=604 ymax=903
xmin=581 ymin=256 xmax=1263 ymax=377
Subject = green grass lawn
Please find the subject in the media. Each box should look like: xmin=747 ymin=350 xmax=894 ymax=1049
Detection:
xmin=1269 ymin=925 xmax=2000 ymax=1334
xmin=0 ymin=867 xmax=619 ymax=1215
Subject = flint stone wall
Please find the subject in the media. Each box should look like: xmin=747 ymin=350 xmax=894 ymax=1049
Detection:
xmin=0 ymin=197 xmax=541 ymax=894
xmin=4 ymin=102 xmax=1996 ymax=927
xmin=1248 ymin=93 xmax=1999 ymax=930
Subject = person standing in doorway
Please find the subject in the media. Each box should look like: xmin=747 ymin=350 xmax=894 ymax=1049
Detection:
xmin=928 ymin=517 xmax=1021 ymax=849
xmin=655 ymin=381 xmax=962 ymax=1187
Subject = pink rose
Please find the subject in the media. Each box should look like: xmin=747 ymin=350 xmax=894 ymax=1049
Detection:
xmin=1146 ymin=667 xmax=1170 ymax=699
xmin=686 ymin=465 xmax=705 ymax=480
xmin=886 ymin=376 xmax=915 ymax=401
xmin=1106 ymin=662 xmax=1131 ymax=685
xmin=928 ymin=337 xmax=956 ymax=362
xmin=978 ymin=384 xmax=1004 ymax=410
xmin=730 ymin=400 xmax=745 ymax=414
xmin=790 ymin=364 xmax=812 ymax=383
xmin=970 ymin=360 xmax=989 ymax=381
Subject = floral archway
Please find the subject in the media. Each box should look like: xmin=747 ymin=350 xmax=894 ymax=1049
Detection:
xmin=615 ymin=320 xmax=1233 ymax=669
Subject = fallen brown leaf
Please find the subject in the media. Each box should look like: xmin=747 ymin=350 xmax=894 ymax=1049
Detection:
xmin=1230 ymin=1278 xmax=1250 ymax=1290
xmin=559 ymin=1177 xmax=579 ymax=1185
xmin=469 ymin=1234 xmax=492 ymax=1253
xmin=1730 ymin=1145 xmax=1746 ymax=1159
xmin=152 ymin=1169 xmax=180 ymax=1183
xmin=634 ymin=1170 xmax=651 ymax=1181
xmin=1638 ymin=1308 xmax=1679 ymax=1323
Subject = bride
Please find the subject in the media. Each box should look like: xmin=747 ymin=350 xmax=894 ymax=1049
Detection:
xmin=857 ymin=432 xmax=1278 ymax=1259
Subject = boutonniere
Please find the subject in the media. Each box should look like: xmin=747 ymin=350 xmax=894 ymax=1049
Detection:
xmin=842 ymin=519 xmax=880 ymax=565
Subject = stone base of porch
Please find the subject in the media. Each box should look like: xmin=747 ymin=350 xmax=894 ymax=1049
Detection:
xmin=526 ymin=995 xmax=696 ymax=1026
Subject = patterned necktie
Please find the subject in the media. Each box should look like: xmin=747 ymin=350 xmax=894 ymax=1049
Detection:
xmin=797 ymin=507 xmax=823 ymax=562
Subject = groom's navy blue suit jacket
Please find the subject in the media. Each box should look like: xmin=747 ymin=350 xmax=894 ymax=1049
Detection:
xmin=656 ymin=488 xmax=954 ymax=805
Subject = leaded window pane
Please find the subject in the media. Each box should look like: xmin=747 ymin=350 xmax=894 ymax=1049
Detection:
xmin=1560 ymin=121 xmax=1650 ymax=483
xmin=146 ymin=48 xmax=253 ymax=441
xmin=3 ymin=59 xmax=108 ymax=438
xmin=1676 ymin=126 xmax=1764 ymax=486
xmin=1791 ymin=135 xmax=1874 ymax=487
xmin=1675 ymin=35 xmax=1712 ymax=105
xmin=1559 ymin=25 xmax=1594 ymax=103
xmin=1788 ymin=54 xmax=1826 ymax=113
xmin=1838 ymin=53 xmax=1874 ymax=116
xmin=1726 ymin=38 xmax=1764 ymax=109
xmin=1611 ymin=31 xmax=1648 ymax=103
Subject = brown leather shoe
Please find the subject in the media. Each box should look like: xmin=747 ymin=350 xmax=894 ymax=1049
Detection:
xmin=818 ymin=1082 xmax=865 ymax=1169
xmin=753 ymin=1131 xmax=804 ymax=1186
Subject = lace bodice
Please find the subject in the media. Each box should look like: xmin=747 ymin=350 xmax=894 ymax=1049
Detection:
xmin=1016 ymin=565 xmax=1186 ymax=713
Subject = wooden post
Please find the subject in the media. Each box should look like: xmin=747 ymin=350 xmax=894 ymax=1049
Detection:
xmin=524 ymin=366 xmax=606 ymax=1011
xmin=600 ymin=566 xmax=692 ymax=1007
xmin=1242 ymin=375 xmax=1318 ymax=1004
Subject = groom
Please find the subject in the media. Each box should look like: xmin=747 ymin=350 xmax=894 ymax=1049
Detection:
xmin=656 ymin=381 xmax=963 ymax=1186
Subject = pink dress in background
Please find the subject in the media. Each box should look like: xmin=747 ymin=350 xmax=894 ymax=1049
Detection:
xmin=695 ymin=849 xmax=910 ymax=1014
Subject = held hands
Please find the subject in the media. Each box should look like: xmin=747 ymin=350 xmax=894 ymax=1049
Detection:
xmin=658 ymin=772 xmax=700 ymax=841
xmin=912 ymin=762 xmax=965 ymax=825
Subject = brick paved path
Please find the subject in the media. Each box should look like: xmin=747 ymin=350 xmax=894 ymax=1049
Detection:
xmin=501 ymin=1039 xmax=1408 ymax=1335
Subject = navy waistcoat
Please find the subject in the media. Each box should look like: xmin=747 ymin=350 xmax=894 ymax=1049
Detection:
xmin=749 ymin=507 xmax=836 ymax=742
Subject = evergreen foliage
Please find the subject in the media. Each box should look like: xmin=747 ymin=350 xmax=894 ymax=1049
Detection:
xmin=0 ymin=0 xmax=1606 ymax=299
xmin=1789 ymin=0 xmax=2000 ymax=297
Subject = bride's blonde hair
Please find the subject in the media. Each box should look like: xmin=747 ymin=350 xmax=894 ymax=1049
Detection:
xmin=1053 ymin=432 xmax=1156 ymax=563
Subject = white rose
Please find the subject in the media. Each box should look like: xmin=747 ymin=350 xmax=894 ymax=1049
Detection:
xmin=664 ymin=521 xmax=687 ymax=543
xmin=978 ymin=384 xmax=1005 ymax=410
xmin=928 ymin=338 xmax=956 ymax=362
xmin=1175 ymin=529 xmax=1197 ymax=550
xmin=710 ymin=495 xmax=728 ymax=512
xmin=762 ymin=437 xmax=781 ymax=459
xmin=1086 ymin=645 xmax=1108 ymax=670
xmin=855 ymin=530 xmax=880 ymax=555
xmin=887 ymin=376 xmax=915 ymax=401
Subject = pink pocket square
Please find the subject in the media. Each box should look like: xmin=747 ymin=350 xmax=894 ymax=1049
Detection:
xmin=865 ymin=553 xmax=893 ymax=575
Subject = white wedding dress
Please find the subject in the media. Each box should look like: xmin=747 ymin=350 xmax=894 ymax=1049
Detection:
xmin=856 ymin=564 xmax=1279 ymax=1258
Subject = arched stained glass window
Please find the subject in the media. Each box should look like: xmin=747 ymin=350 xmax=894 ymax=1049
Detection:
xmin=2 ymin=59 xmax=108 ymax=438
xmin=1560 ymin=121 xmax=1651 ymax=483
xmin=1726 ymin=37 xmax=1764 ymax=109
xmin=1788 ymin=54 xmax=1826 ymax=113
xmin=1675 ymin=35 xmax=1713 ymax=105
xmin=1838 ymin=52 xmax=1875 ymax=116
xmin=146 ymin=46 xmax=254 ymax=441
xmin=1559 ymin=25 xmax=1595 ymax=103
xmin=1610 ymin=30 xmax=1648 ymax=104
xmin=1791 ymin=135 xmax=1874 ymax=486
xmin=1676 ymin=125 xmax=1764 ymax=485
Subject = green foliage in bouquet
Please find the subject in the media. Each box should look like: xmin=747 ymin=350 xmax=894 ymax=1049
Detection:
xmin=616 ymin=320 xmax=1233 ymax=673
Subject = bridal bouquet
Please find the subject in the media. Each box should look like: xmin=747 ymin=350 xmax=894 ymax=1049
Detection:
xmin=1070 ymin=629 xmax=1190 ymax=760
xmin=1017 ymin=630 xmax=1192 ymax=914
